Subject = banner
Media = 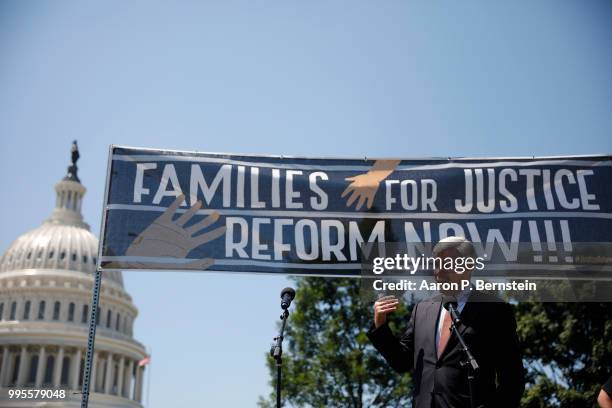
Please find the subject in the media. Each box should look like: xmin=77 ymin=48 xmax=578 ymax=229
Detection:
xmin=99 ymin=146 xmax=612 ymax=278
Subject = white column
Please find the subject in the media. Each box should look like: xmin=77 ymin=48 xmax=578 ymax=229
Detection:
xmin=16 ymin=346 xmax=28 ymax=386
xmin=124 ymin=359 xmax=134 ymax=398
xmin=134 ymin=364 xmax=143 ymax=402
xmin=6 ymin=352 xmax=16 ymax=386
xmin=70 ymin=348 xmax=82 ymax=390
xmin=116 ymin=357 xmax=125 ymax=396
xmin=96 ymin=355 xmax=104 ymax=392
xmin=104 ymin=353 xmax=113 ymax=394
xmin=59 ymin=300 xmax=67 ymax=321
xmin=0 ymin=346 xmax=10 ymax=386
xmin=15 ymin=301 xmax=22 ymax=322
xmin=35 ymin=346 xmax=46 ymax=387
xmin=52 ymin=347 xmax=64 ymax=386
xmin=90 ymin=352 xmax=98 ymax=393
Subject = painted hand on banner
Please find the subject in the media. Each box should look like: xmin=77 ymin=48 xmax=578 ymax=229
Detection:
xmin=125 ymin=194 xmax=226 ymax=270
xmin=341 ymin=159 xmax=401 ymax=210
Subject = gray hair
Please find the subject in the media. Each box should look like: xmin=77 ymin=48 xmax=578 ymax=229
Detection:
xmin=432 ymin=236 xmax=476 ymax=258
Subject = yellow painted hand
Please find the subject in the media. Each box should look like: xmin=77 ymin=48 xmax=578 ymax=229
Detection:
xmin=341 ymin=159 xmax=401 ymax=210
xmin=341 ymin=173 xmax=383 ymax=210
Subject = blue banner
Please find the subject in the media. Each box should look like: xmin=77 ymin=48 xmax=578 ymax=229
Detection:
xmin=99 ymin=146 xmax=612 ymax=277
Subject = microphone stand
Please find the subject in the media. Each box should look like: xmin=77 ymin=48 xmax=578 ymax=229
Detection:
xmin=270 ymin=308 xmax=289 ymax=408
xmin=446 ymin=302 xmax=480 ymax=408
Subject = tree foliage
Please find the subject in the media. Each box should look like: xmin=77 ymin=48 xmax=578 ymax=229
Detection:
xmin=516 ymin=301 xmax=612 ymax=408
xmin=258 ymin=277 xmax=413 ymax=408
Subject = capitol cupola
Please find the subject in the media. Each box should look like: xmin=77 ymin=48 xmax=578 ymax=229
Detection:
xmin=47 ymin=140 xmax=89 ymax=229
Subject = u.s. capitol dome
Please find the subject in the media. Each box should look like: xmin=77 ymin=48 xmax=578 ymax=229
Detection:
xmin=0 ymin=143 xmax=148 ymax=407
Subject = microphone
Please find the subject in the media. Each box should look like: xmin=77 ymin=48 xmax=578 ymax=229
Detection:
xmin=441 ymin=294 xmax=479 ymax=372
xmin=442 ymin=295 xmax=460 ymax=324
xmin=442 ymin=295 xmax=458 ymax=311
xmin=280 ymin=287 xmax=296 ymax=310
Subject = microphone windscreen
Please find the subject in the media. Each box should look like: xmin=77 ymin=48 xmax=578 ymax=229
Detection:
xmin=442 ymin=295 xmax=458 ymax=310
xmin=280 ymin=287 xmax=296 ymax=300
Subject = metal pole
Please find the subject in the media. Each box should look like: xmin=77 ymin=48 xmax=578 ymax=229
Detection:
xmin=270 ymin=309 xmax=289 ymax=408
xmin=276 ymin=361 xmax=281 ymax=408
xmin=80 ymin=269 xmax=102 ymax=408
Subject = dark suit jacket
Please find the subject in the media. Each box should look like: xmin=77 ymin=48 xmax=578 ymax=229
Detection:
xmin=367 ymin=291 xmax=525 ymax=408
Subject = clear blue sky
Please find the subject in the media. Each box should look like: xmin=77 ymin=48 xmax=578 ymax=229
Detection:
xmin=1 ymin=1 xmax=611 ymax=406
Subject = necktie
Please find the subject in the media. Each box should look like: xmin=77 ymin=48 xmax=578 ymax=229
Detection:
xmin=438 ymin=310 xmax=452 ymax=357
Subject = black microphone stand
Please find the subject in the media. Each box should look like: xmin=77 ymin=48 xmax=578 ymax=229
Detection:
xmin=270 ymin=308 xmax=289 ymax=408
xmin=446 ymin=302 xmax=480 ymax=408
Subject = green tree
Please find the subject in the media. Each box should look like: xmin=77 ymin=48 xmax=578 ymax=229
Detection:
xmin=258 ymin=276 xmax=413 ymax=408
xmin=516 ymin=301 xmax=612 ymax=408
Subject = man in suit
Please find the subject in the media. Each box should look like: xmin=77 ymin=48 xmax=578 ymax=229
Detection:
xmin=367 ymin=236 xmax=525 ymax=408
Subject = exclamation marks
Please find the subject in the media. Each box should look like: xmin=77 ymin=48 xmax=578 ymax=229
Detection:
xmin=528 ymin=220 xmax=543 ymax=262
xmin=527 ymin=220 xmax=574 ymax=263
xmin=560 ymin=220 xmax=574 ymax=263
xmin=544 ymin=220 xmax=558 ymax=262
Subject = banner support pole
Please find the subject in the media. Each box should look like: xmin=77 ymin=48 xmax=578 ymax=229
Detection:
xmin=80 ymin=268 xmax=102 ymax=408
xmin=79 ymin=145 xmax=113 ymax=407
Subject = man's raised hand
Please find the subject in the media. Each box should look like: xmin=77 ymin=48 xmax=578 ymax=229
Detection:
xmin=374 ymin=295 xmax=400 ymax=328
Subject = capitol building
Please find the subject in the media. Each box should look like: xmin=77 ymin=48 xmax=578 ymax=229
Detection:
xmin=0 ymin=144 xmax=148 ymax=407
